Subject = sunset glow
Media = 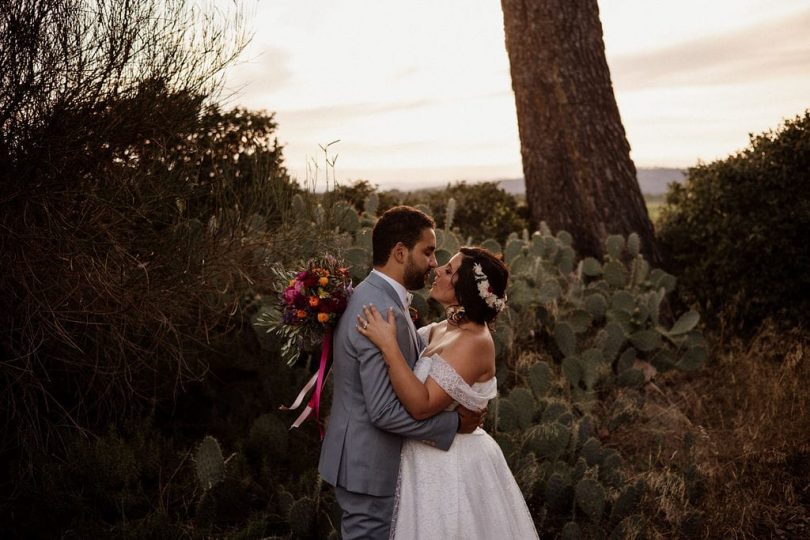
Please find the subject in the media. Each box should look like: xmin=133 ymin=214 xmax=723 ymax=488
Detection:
xmin=222 ymin=0 xmax=810 ymax=189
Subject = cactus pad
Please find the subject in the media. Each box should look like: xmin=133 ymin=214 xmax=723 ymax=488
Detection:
xmin=575 ymin=477 xmax=606 ymax=522
xmin=194 ymin=435 xmax=225 ymax=490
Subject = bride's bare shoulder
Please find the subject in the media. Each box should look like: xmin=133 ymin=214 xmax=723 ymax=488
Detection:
xmin=440 ymin=325 xmax=495 ymax=382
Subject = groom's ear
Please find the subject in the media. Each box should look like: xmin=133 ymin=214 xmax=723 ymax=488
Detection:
xmin=392 ymin=242 xmax=407 ymax=264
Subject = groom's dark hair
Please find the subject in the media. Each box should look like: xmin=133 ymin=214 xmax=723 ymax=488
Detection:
xmin=372 ymin=205 xmax=435 ymax=266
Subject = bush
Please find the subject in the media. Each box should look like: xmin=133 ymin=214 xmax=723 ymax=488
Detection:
xmin=0 ymin=0 xmax=301 ymax=459
xmin=657 ymin=111 xmax=810 ymax=330
xmin=334 ymin=179 xmax=400 ymax=215
xmin=410 ymin=181 xmax=529 ymax=243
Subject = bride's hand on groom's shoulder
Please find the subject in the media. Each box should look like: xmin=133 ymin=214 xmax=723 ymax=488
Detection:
xmin=356 ymin=304 xmax=398 ymax=353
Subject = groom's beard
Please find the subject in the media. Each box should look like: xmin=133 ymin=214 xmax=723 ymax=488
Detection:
xmin=403 ymin=255 xmax=428 ymax=290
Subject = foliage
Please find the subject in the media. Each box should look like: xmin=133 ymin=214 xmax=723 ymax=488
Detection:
xmin=195 ymin=435 xmax=227 ymax=490
xmin=246 ymin=195 xmax=708 ymax=537
xmin=657 ymin=110 xmax=810 ymax=330
xmin=486 ymin=225 xmax=707 ymax=536
xmin=408 ymin=181 xmax=529 ymax=243
xmin=334 ymin=179 xmax=400 ymax=215
xmin=0 ymin=92 xmax=302 ymax=454
xmin=4 ymin=155 xmax=766 ymax=538
xmin=610 ymin=324 xmax=809 ymax=538
xmin=0 ymin=0 xmax=246 ymax=160
xmin=3 ymin=12 xmax=782 ymax=534
xmin=0 ymin=0 xmax=300 ymax=485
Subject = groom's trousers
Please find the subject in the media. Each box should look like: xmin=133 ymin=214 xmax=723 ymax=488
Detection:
xmin=334 ymin=485 xmax=395 ymax=539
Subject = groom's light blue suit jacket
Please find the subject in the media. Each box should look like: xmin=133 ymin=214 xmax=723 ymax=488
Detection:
xmin=318 ymin=271 xmax=457 ymax=497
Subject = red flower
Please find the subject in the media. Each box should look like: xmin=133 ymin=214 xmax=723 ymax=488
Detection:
xmin=302 ymin=271 xmax=319 ymax=287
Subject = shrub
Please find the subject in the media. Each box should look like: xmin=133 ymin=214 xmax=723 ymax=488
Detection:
xmin=409 ymin=181 xmax=529 ymax=243
xmin=334 ymin=179 xmax=400 ymax=215
xmin=0 ymin=0 xmax=301 ymax=459
xmin=657 ymin=111 xmax=810 ymax=330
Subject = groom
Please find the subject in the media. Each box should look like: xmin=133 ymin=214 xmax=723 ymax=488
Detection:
xmin=319 ymin=205 xmax=481 ymax=539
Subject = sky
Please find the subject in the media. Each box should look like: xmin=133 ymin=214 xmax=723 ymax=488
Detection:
xmin=220 ymin=0 xmax=810 ymax=190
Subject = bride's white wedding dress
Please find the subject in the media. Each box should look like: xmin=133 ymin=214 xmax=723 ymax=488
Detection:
xmin=390 ymin=325 xmax=539 ymax=539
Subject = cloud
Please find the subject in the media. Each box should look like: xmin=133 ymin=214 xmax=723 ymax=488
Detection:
xmin=276 ymin=99 xmax=435 ymax=127
xmin=610 ymin=8 xmax=810 ymax=90
xmin=221 ymin=47 xmax=295 ymax=106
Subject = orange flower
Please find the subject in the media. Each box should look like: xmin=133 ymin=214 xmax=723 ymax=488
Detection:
xmin=296 ymin=309 xmax=307 ymax=319
xmin=308 ymin=296 xmax=319 ymax=307
xmin=318 ymin=276 xmax=329 ymax=286
xmin=317 ymin=312 xmax=329 ymax=323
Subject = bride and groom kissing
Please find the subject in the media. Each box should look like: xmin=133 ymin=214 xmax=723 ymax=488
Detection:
xmin=318 ymin=206 xmax=538 ymax=539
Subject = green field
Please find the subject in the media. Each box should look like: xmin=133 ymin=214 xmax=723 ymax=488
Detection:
xmin=645 ymin=194 xmax=665 ymax=222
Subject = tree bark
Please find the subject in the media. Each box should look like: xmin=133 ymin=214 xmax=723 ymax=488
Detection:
xmin=501 ymin=0 xmax=659 ymax=262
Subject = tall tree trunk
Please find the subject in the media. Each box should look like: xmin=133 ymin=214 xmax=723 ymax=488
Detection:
xmin=501 ymin=0 xmax=659 ymax=262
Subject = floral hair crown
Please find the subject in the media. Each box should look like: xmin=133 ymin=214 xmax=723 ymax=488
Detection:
xmin=473 ymin=263 xmax=507 ymax=312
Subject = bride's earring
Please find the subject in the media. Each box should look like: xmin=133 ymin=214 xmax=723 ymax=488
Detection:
xmin=446 ymin=305 xmax=465 ymax=325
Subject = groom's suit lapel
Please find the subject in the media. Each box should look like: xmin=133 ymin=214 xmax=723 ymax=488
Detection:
xmin=364 ymin=272 xmax=420 ymax=365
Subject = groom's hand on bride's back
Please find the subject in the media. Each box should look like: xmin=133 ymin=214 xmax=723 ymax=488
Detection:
xmin=457 ymin=405 xmax=486 ymax=433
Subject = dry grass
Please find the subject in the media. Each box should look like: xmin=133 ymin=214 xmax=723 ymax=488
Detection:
xmin=611 ymin=322 xmax=809 ymax=538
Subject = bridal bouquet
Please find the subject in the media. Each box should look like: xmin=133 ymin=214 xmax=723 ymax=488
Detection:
xmin=257 ymin=255 xmax=352 ymax=366
xmin=255 ymin=255 xmax=352 ymax=435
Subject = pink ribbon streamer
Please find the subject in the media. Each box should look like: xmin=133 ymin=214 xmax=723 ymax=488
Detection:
xmin=279 ymin=329 xmax=333 ymax=439
xmin=279 ymin=372 xmax=318 ymax=412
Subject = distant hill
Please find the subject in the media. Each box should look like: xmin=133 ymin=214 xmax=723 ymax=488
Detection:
xmin=496 ymin=167 xmax=686 ymax=197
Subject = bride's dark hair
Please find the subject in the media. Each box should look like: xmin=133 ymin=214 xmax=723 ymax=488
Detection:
xmin=451 ymin=247 xmax=508 ymax=325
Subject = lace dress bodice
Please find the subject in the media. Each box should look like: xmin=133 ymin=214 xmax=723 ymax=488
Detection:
xmin=412 ymin=355 xmax=496 ymax=411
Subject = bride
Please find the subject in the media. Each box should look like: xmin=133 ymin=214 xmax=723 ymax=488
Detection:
xmin=357 ymin=246 xmax=539 ymax=539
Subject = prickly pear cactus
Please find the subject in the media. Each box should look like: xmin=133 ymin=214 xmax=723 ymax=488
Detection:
xmin=364 ymin=192 xmax=379 ymax=217
xmin=504 ymin=224 xmax=708 ymax=404
xmin=575 ymin=477 xmax=606 ymax=523
xmin=194 ymin=435 xmax=226 ymax=490
xmin=444 ymin=197 xmax=457 ymax=231
xmin=484 ymin=207 xmax=713 ymax=534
